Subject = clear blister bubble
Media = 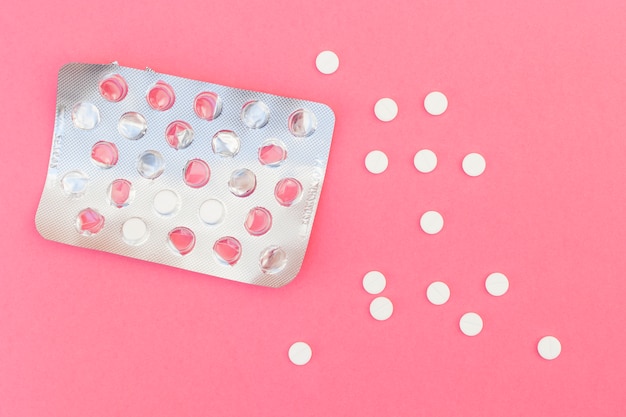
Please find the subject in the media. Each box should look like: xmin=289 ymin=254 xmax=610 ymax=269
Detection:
xmin=118 ymin=112 xmax=147 ymax=140
xmin=211 ymin=130 xmax=240 ymax=158
xmin=275 ymin=178 xmax=303 ymax=206
xmin=183 ymin=159 xmax=210 ymax=188
xmin=165 ymin=120 xmax=194 ymax=150
xmin=137 ymin=150 xmax=165 ymax=179
xmin=91 ymin=141 xmax=119 ymax=169
xmin=147 ymin=81 xmax=175 ymax=111
xmin=213 ymin=237 xmax=242 ymax=266
xmin=228 ymin=168 xmax=256 ymax=197
xmin=167 ymin=227 xmax=196 ymax=255
xmin=107 ymin=179 xmax=134 ymax=208
xmin=75 ymin=208 xmax=105 ymax=236
xmin=194 ymin=92 xmax=222 ymax=121
xmin=245 ymin=207 xmax=272 ymax=236
xmin=288 ymin=109 xmax=317 ymax=137
xmin=258 ymin=139 xmax=287 ymax=166
xmin=99 ymin=74 xmax=128 ymax=102
xmin=61 ymin=171 xmax=89 ymax=197
xmin=241 ymin=100 xmax=270 ymax=129
xmin=71 ymin=102 xmax=100 ymax=130
xmin=259 ymin=246 xmax=287 ymax=274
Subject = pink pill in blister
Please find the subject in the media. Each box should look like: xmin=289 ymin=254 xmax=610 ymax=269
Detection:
xmin=147 ymin=81 xmax=175 ymax=111
xmin=258 ymin=139 xmax=287 ymax=166
xmin=245 ymin=207 xmax=272 ymax=236
xmin=165 ymin=120 xmax=194 ymax=150
xmin=183 ymin=159 xmax=210 ymax=188
xmin=194 ymin=92 xmax=223 ymax=121
xmin=275 ymin=178 xmax=303 ymax=206
xmin=91 ymin=141 xmax=119 ymax=168
xmin=107 ymin=179 xmax=133 ymax=208
xmin=168 ymin=227 xmax=196 ymax=255
xmin=213 ymin=236 xmax=242 ymax=266
xmin=98 ymin=74 xmax=128 ymax=102
xmin=75 ymin=208 xmax=105 ymax=236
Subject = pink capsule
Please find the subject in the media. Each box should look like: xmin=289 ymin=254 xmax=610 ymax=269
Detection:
xmin=75 ymin=208 xmax=105 ymax=236
xmin=275 ymin=178 xmax=303 ymax=207
xmin=91 ymin=141 xmax=119 ymax=168
xmin=244 ymin=207 xmax=272 ymax=236
xmin=258 ymin=140 xmax=287 ymax=166
xmin=168 ymin=227 xmax=196 ymax=255
xmin=213 ymin=237 xmax=242 ymax=266
xmin=165 ymin=121 xmax=194 ymax=150
xmin=194 ymin=92 xmax=222 ymax=121
xmin=183 ymin=159 xmax=210 ymax=188
xmin=147 ymin=81 xmax=175 ymax=111
xmin=107 ymin=179 xmax=133 ymax=208
xmin=98 ymin=74 xmax=128 ymax=102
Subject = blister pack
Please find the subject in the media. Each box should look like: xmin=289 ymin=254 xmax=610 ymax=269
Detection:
xmin=36 ymin=63 xmax=335 ymax=287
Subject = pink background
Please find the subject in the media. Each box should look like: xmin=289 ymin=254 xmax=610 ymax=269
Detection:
xmin=1 ymin=0 xmax=625 ymax=415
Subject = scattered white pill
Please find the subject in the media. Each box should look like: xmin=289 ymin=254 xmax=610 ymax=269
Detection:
xmin=315 ymin=50 xmax=339 ymax=75
xmin=537 ymin=336 xmax=561 ymax=360
xmin=199 ymin=199 xmax=225 ymax=225
xmin=462 ymin=153 xmax=486 ymax=177
xmin=424 ymin=91 xmax=448 ymax=116
xmin=288 ymin=341 xmax=312 ymax=366
xmin=365 ymin=150 xmax=389 ymax=174
xmin=153 ymin=189 xmax=180 ymax=217
xmin=459 ymin=312 xmax=483 ymax=336
xmin=363 ymin=271 xmax=386 ymax=294
xmin=426 ymin=281 xmax=450 ymax=305
xmin=413 ymin=149 xmax=437 ymax=173
xmin=485 ymin=272 xmax=509 ymax=296
xmin=374 ymin=98 xmax=398 ymax=122
xmin=122 ymin=217 xmax=148 ymax=246
xmin=370 ymin=296 xmax=393 ymax=321
xmin=420 ymin=211 xmax=444 ymax=235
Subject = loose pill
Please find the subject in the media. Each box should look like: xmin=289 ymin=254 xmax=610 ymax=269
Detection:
xmin=462 ymin=153 xmax=486 ymax=177
xmin=370 ymin=296 xmax=393 ymax=321
xmin=459 ymin=312 xmax=483 ymax=336
xmin=374 ymin=98 xmax=398 ymax=122
xmin=365 ymin=150 xmax=388 ymax=174
xmin=485 ymin=272 xmax=509 ymax=296
xmin=420 ymin=211 xmax=444 ymax=235
xmin=426 ymin=281 xmax=450 ymax=305
xmin=413 ymin=149 xmax=437 ymax=173
xmin=315 ymin=50 xmax=339 ymax=74
xmin=288 ymin=342 xmax=312 ymax=365
xmin=362 ymin=271 xmax=386 ymax=295
xmin=537 ymin=336 xmax=561 ymax=360
xmin=424 ymin=91 xmax=448 ymax=116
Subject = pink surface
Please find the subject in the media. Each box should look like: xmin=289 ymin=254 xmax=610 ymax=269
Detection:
xmin=1 ymin=0 xmax=626 ymax=415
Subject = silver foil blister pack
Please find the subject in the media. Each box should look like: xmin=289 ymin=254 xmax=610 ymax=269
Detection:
xmin=36 ymin=63 xmax=335 ymax=287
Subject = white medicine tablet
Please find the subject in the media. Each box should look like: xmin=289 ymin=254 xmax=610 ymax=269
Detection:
xmin=462 ymin=153 xmax=486 ymax=177
xmin=426 ymin=281 xmax=450 ymax=305
xmin=199 ymin=199 xmax=225 ymax=225
xmin=413 ymin=149 xmax=437 ymax=173
xmin=370 ymin=296 xmax=393 ymax=321
xmin=315 ymin=50 xmax=339 ymax=74
xmin=288 ymin=341 xmax=312 ymax=365
xmin=485 ymin=272 xmax=509 ymax=296
xmin=420 ymin=211 xmax=444 ymax=235
xmin=153 ymin=189 xmax=180 ymax=217
xmin=365 ymin=150 xmax=389 ymax=174
xmin=537 ymin=336 xmax=561 ymax=360
xmin=374 ymin=98 xmax=398 ymax=122
xmin=424 ymin=91 xmax=448 ymax=116
xmin=122 ymin=217 xmax=148 ymax=246
xmin=459 ymin=312 xmax=483 ymax=336
xmin=363 ymin=271 xmax=386 ymax=294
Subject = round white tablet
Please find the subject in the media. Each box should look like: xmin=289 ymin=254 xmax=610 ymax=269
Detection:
xmin=153 ymin=189 xmax=180 ymax=217
xmin=413 ymin=149 xmax=437 ymax=173
xmin=363 ymin=271 xmax=386 ymax=294
xmin=537 ymin=336 xmax=561 ymax=360
xmin=462 ymin=153 xmax=486 ymax=177
xmin=199 ymin=199 xmax=225 ymax=225
xmin=374 ymin=98 xmax=398 ymax=122
xmin=288 ymin=341 xmax=312 ymax=366
xmin=420 ymin=211 xmax=444 ymax=235
xmin=315 ymin=50 xmax=339 ymax=74
xmin=424 ymin=91 xmax=448 ymax=116
xmin=485 ymin=272 xmax=509 ymax=296
xmin=459 ymin=312 xmax=483 ymax=336
xmin=122 ymin=217 xmax=148 ymax=246
xmin=426 ymin=281 xmax=450 ymax=305
xmin=370 ymin=296 xmax=393 ymax=321
xmin=365 ymin=150 xmax=388 ymax=174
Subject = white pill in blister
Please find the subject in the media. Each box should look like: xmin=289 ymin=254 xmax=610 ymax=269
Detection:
xmin=370 ymin=296 xmax=393 ymax=321
xmin=365 ymin=150 xmax=388 ymax=174
xmin=462 ymin=153 xmax=486 ymax=177
xmin=199 ymin=199 xmax=225 ymax=225
xmin=153 ymin=190 xmax=180 ymax=217
xmin=363 ymin=271 xmax=386 ymax=294
xmin=414 ymin=149 xmax=437 ymax=173
xmin=316 ymin=50 xmax=339 ymax=74
xmin=460 ymin=312 xmax=483 ymax=336
xmin=122 ymin=217 xmax=148 ymax=246
xmin=537 ymin=336 xmax=561 ymax=360
xmin=426 ymin=281 xmax=450 ymax=305
xmin=424 ymin=91 xmax=448 ymax=116
xmin=288 ymin=342 xmax=312 ymax=366
xmin=374 ymin=98 xmax=398 ymax=122
xmin=485 ymin=272 xmax=509 ymax=296
xmin=420 ymin=211 xmax=444 ymax=235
